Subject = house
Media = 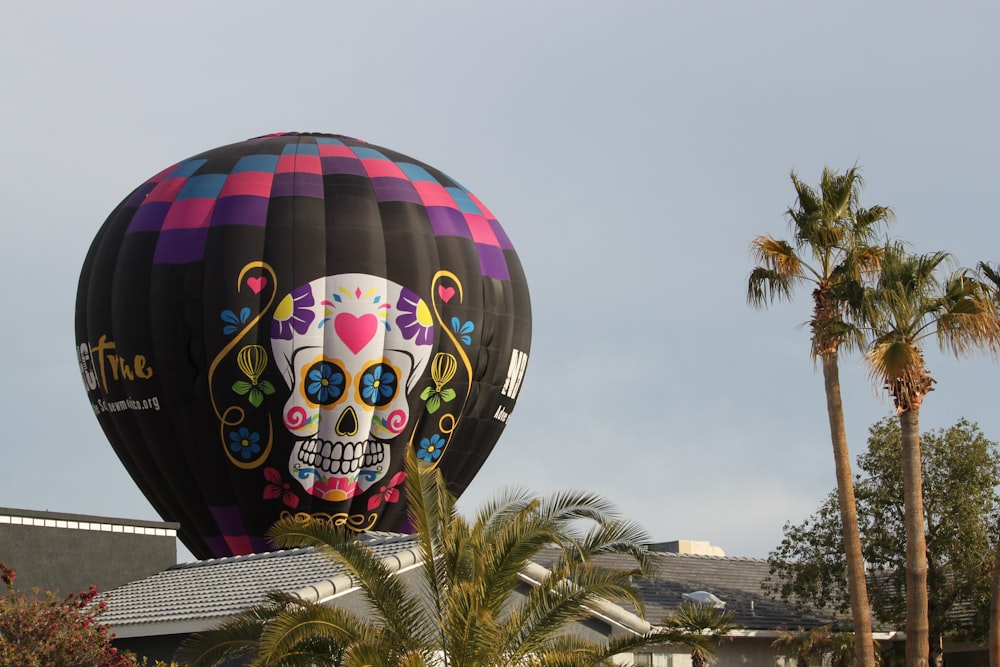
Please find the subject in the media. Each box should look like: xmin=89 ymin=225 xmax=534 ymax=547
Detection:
xmin=94 ymin=533 xmax=903 ymax=666
xmin=98 ymin=532 xmax=650 ymax=663
xmin=2 ymin=508 xmax=916 ymax=665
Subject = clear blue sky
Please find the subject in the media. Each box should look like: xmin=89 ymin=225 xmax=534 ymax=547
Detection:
xmin=2 ymin=2 xmax=999 ymax=561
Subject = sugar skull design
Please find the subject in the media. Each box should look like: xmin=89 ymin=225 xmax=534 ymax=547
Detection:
xmin=270 ymin=273 xmax=435 ymax=501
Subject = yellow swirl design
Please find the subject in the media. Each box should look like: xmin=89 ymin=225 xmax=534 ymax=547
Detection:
xmin=408 ymin=270 xmax=473 ymax=472
xmin=279 ymin=510 xmax=378 ymax=533
xmin=209 ymin=261 xmax=277 ymax=469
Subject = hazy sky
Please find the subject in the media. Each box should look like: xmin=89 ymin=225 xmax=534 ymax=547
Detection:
xmin=3 ymin=2 xmax=999 ymax=563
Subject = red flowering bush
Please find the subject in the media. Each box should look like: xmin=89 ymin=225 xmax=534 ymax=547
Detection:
xmin=0 ymin=562 xmax=135 ymax=667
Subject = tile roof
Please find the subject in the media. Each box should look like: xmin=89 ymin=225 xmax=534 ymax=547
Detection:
xmin=530 ymin=550 xmax=844 ymax=633
xmin=99 ymin=537 xmax=848 ymax=638
xmin=636 ymin=552 xmax=842 ymax=631
xmin=99 ymin=532 xmax=420 ymax=636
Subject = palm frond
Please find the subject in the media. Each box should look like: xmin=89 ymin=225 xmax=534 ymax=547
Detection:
xmin=977 ymin=261 xmax=1000 ymax=294
xmin=501 ymin=560 xmax=648 ymax=661
xmin=853 ymin=205 xmax=896 ymax=240
xmin=177 ymin=595 xmax=297 ymax=667
xmin=748 ymin=236 xmax=807 ymax=283
xmin=573 ymin=518 xmax=655 ymax=576
xmin=341 ymin=642 xmax=428 ymax=667
xmin=254 ymin=601 xmax=366 ymax=666
xmin=177 ymin=619 xmax=265 ymax=667
xmin=266 ymin=514 xmax=430 ymax=652
xmin=747 ymin=266 xmax=796 ymax=307
xmin=788 ymin=170 xmax=821 ymax=222
xmin=935 ymin=273 xmax=1000 ymax=357
xmin=403 ymin=447 xmax=457 ymax=654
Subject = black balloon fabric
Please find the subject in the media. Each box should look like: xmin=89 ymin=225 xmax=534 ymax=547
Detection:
xmin=75 ymin=133 xmax=531 ymax=558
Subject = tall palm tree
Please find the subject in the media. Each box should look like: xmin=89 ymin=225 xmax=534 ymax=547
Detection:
xmin=975 ymin=260 xmax=1000 ymax=667
xmin=663 ymin=600 xmax=737 ymax=667
xmin=748 ymin=166 xmax=893 ymax=667
xmin=179 ymin=449 xmax=687 ymax=667
xmin=858 ymin=243 xmax=999 ymax=667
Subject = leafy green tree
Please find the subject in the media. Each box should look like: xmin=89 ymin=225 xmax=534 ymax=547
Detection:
xmin=662 ymin=601 xmax=737 ymax=667
xmin=766 ymin=418 xmax=1000 ymax=657
xmin=179 ymin=450 xmax=686 ymax=667
xmin=0 ymin=562 xmax=134 ymax=667
xmin=856 ymin=243 xmax=999 ymax=667
xmin=748 ymin=165 xmax=893 ymax=667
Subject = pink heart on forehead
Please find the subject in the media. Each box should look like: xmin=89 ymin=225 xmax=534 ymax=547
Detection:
xmin=246 ymin=276 xmax=267 ymax=294
xmin=335 ymin=313 xmax=378 ymax=355
xmin=438 ymin=285 xmax=456 ymax=303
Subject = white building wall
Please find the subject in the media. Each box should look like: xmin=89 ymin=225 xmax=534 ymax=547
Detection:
xmin=633 ymin=638 xmax=799 ymax=667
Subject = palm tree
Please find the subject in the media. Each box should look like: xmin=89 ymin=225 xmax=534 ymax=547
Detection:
xmin=772 ymin=626 xmax=860 ymax=667
xmin=179 ymin=449 xmax=687 ymax=667
xmin=822 ymin=628 xmax=860 ymax=667
xmin=663 ymin=600 xmax=737 ymax=667
xmin=858 ymin=243 xmax=999 ymax=667
xmin=975 ymin=260 xmax=1000 ymax=667
xmin=748 ymin=166 xmax=893 ymax=667
xmin=772 ymin=627 xmax=828 ymax=667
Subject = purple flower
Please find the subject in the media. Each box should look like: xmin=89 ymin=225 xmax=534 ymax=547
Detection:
xmin=395 ymin=288 xmax=434 ymax=346
xmin=271 ymin=283 xmax=316 ymax=340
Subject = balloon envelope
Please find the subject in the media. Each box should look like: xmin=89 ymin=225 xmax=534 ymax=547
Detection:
xmin=75 ymin=133 xmax=530 ymax=559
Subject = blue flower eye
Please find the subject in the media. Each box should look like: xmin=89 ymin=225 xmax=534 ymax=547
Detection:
xmin=305 ymin=360 xmax=346 ymax=405
xmin=360 ymin=362 xmax=398 ymax=407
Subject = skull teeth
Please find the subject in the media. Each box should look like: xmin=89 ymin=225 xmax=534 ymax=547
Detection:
xmin=297 ymin=439 xmax=385 ymax=476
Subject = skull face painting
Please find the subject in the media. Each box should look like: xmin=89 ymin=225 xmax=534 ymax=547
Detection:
xmin=270 ymin=273 xmax=434 ymax=501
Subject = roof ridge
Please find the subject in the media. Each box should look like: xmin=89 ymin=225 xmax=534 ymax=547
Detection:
xmin=167 ymin=532 xmax=418 ymax=570
xmin=167 ymin=546 xmax=317 ymax=570
xmin=654 ymin=551 xmax=768 ymax=563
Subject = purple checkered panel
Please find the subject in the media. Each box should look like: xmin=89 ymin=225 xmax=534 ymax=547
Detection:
xmin=121 ymin=134 xmax=512 ymax=280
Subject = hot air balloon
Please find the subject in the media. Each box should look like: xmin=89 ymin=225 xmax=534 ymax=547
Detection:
xmin=75 ymin=133 xmax=531 ymax=559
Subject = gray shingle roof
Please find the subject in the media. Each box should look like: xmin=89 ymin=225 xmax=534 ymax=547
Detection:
xmin=99 ymin=532 xmax=419 ymax=636
xmin=530 ymin=550 xmax=844 ymax=632
xmin=636 ymin=552 xmax=841 ymax=631
xmin=99 ymin=537 xmax=846 ymax=638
